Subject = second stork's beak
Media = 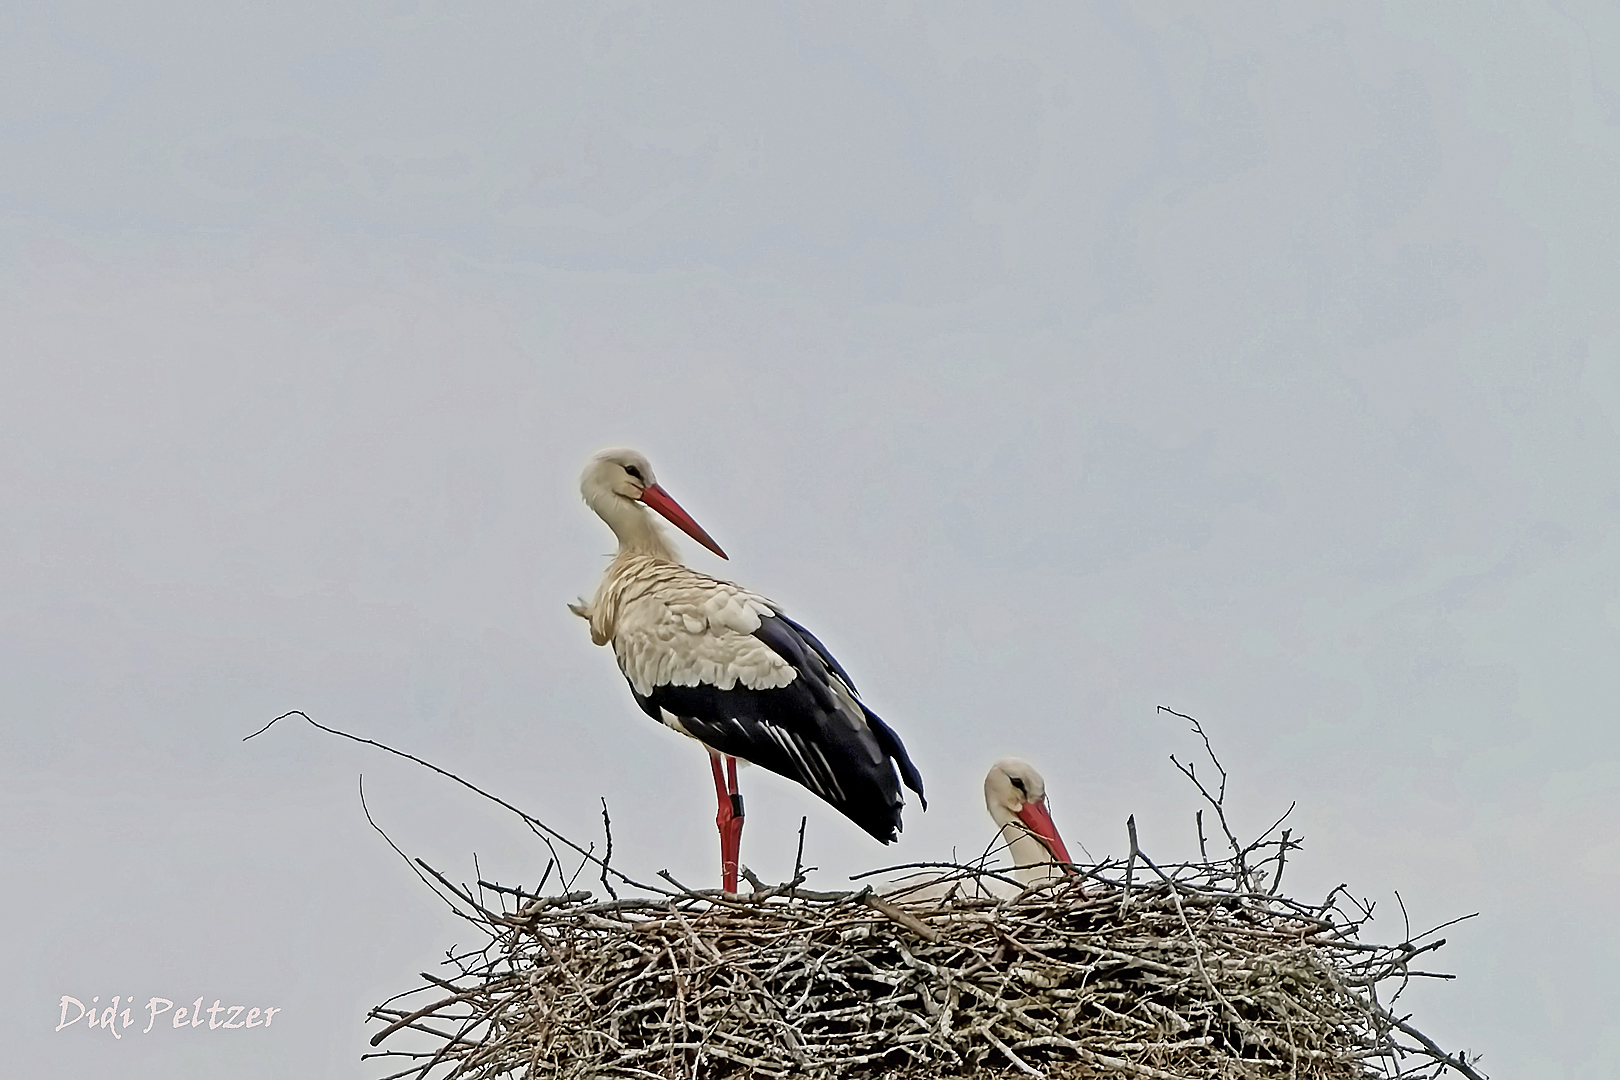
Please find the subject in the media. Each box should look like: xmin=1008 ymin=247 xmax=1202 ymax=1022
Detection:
xmin=1016 ymin=797 xmax=1075 ymax=870
xmin=639 ymin=483 xmax=729 ymax=560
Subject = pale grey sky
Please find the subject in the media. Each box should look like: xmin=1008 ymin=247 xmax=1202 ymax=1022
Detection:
xmin=5 ymin=4 xmax=1618 ymax=1077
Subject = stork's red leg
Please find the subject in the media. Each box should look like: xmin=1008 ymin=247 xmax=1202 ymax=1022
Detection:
xmin=709 ymin=753 xmax=744 ymax=892
xmin=724 ymin=756 xmax=745 ymax=890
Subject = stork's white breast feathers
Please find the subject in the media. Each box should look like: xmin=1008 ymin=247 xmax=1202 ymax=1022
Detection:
xmin=590 ymin=557 xmax=799 ymax=697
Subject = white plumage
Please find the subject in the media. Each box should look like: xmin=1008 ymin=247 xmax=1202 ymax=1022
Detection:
xmin=576 ymin=555 xmax=793 ymax=697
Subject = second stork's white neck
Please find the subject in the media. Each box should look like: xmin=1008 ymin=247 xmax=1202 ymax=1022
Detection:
xmin=992 ymin=808 xmax=1064 ymax=885
xmin=590 ymin=488 xmax=682 ymax=564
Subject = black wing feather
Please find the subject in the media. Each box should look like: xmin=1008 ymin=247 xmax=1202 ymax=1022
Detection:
xmin=772 ymin=611 xmax=861 ymax=693
xmin=772 ymin=612 xmax=926 ymax=808
xmin=861 ymin=704 xmax=927 ymax=809
xmin=629 ymin=612 xmax=924 ymax=843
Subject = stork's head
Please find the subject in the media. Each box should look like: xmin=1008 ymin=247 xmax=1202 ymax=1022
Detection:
xmin=984 ymin=758 xmax=1074 ymax=870
xmin=581 ymin=448 xmax=728 ymax=560
xmin=582 ymin=447 xmax=658 ymax=503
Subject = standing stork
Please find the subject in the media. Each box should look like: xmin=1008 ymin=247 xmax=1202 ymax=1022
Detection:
xmin=569 ymin=448 xmax=926 ymax=892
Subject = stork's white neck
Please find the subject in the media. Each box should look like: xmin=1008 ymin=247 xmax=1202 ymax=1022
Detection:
xmin=590 ymin=489 xmax=682 ymax=563
xmin=992 ymin=812 xmax=1063 ymax=885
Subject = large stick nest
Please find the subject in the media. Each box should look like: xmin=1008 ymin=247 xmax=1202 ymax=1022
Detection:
xmin=253 ymin=710 xmax=1484 ymax=1080
xmin=366 ymin=852 xmax=1478 ymax=1080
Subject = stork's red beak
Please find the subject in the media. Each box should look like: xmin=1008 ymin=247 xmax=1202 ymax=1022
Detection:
xmin=640 ymin=484 xmax=728 ymax=560
xmin=1016 ymin=798 xmax=1074 ymax=870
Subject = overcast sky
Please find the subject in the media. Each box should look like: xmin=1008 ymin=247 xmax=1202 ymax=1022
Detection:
xmin=5 ymin=3 xmax=1618 ymax=1077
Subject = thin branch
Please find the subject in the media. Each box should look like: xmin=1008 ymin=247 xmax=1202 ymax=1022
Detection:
xmin=792 ymin=816 xmax=808 ymax=891
xmin=245 ymin=710 xmax=672 ymax=896
xmin=357 ymin=776 xmax=465 ymax=919
xmin=1121 ymin=814 xmax=1139 ymax=916
xmin=599 ymin=798 xmax=619 ymax=901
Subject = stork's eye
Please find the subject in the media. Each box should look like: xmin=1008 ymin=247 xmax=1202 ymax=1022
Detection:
xmin=1010 ymin=777 xmax=1027 ymax=794
xmin=624 ymin=465 xmax=644 ymax=482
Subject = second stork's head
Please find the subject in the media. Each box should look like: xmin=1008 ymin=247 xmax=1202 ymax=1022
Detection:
xmin=580 ymin=448 xmax=728 ymax=562
xmin=984 ymin=758 xmax=1075 ymax=883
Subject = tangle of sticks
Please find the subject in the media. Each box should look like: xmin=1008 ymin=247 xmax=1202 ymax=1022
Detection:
xmin=363 ymin=850 xmax=1483 ymax=1080
xmin=248 ymin=710 xmax=1484 ymax=1080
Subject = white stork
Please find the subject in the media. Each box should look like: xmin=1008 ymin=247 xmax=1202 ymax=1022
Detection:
xmin=882 ymin=758 xmax=1075 ymax=902
xmin=983 ymin=757 xmax=1074 ymax=885
xmin=569 ymin=448 xmax=926 ymax=892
